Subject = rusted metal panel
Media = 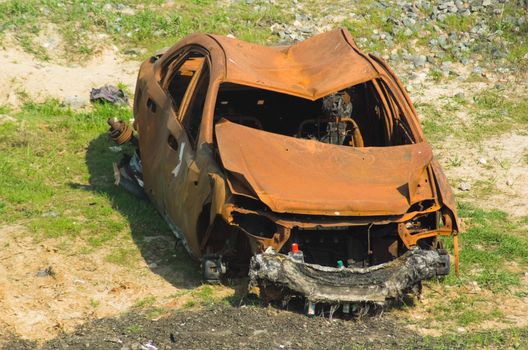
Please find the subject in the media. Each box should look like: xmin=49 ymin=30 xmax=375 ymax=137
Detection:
xmin=122 ymin=28 xmax=462 ymax=304
xmin=210 ymin=29 xmax=379 ymax=100
xmin=215 ymin=119 xmax=435 ymax=216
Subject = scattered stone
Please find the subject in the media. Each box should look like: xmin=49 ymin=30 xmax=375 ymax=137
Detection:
xmin=468 ymin=281 xmax=481 ymax=293
xmin=506 ymin=178 xmax=514 ymax=186
xmin=0 ymin=114 xmax=16 ymax=125
xmin=457 ymin=327 xmax=466 ymax=334
xmin=62 ymin=95 xmax=90 ymax=109
xmin=141 ymin=340 xmax=158 ymax=350
xmin=42 ymin=210 xmax=59 ymax=218
xmin=124 ymin=48 xmax=147 ymax=56
xmin=478 ymin=158 xmax=487 ymax=165
xmin=147 ymin=262 xmax=158 ymax=269
xmin=458 ymin=181 xmax=471 ymax=191
xmin=412 ymin=55 xmax=427 ymax=68
xmin=253 ymin=329 xmax=268 ymax=336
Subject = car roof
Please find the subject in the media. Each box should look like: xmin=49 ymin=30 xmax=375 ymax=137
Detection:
xmin=161 ymin=28 xmax=380 ymax=101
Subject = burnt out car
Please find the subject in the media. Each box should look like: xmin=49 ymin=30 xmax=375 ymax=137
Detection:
xmin=110 ymin=28 xmax=460 ymax=311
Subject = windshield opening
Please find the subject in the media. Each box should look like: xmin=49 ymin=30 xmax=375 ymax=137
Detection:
xmin=213 ymin=81 xmax=414 ymax=147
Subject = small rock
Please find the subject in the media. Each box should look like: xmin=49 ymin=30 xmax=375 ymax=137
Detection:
xmin=141 ymin=341 xmax=158 ymax=350
xmin=457 ymin=327 xmax=466 ymax=333
xmin=42 ymin=210 xmax=59 ymax=218
xmin=441 ymin=60 xmax=452 ymax=71
xmin=506 ymin=178 xmax=514 ymax=186
xmin=148 ymin=262 xmax=158 ymax=269
xmin=478 ymin=158 xmax=487 ymax=165
xmin=458 ymin=181 xmax=471 ymax=191
xmin=0 ymin=114 xmax=16 ymax=125
xmin=413 ymin=55 xmax=427 ymax=68
xmin=62 ymin=95 xmax=89 ymax=109
xmin=468 ymin=281 xmax=481 ymax=293
xmin=124 ymin=47 xmax=146 ymax=56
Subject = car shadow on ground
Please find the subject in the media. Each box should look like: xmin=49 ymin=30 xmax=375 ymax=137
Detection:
xmin=72 ymin=132 xmax=202 ymax=290
xmin=74 ymin=132 xmax=415 ymax=317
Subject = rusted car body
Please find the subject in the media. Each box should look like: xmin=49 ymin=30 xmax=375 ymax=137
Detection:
xmin=114 ymin=28 xmax=460 ymax=310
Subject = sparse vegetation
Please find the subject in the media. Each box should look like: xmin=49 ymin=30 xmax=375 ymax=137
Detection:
xmin=1 ymin=1 xmax=528 ymax=348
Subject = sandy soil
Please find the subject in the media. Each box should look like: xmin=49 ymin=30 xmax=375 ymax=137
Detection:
xmin=0 ymin=224 xmax=195 ymax=343
xmin=0 ymin=46 xmax=138 ymax=107
xmin=439 ymin=133 xmax=528 ymax=216
xmin=1 ymin=40 xmax=527 ymax=347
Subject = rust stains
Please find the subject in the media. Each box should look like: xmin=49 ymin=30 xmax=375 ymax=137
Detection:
xmin=112 ymin=28 xmax=462 ymax=307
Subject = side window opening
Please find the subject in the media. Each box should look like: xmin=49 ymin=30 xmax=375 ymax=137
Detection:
xmin=164 ymin=52 xmax=205 ymax=115
xmin=181 ymin=62 xmax=210 ymax=145
xmin=213 ymin=80 xmax=413 ymax=147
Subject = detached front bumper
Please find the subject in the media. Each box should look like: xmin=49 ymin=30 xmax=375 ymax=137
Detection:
xmin=249 ymin=248 xmax=449 ymax=304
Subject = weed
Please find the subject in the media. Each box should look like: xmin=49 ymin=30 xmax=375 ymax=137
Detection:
xmin=134 ymin=296 xmax=156 ymax=309
xmin=125 ymin=324 xmax=142 ymax=334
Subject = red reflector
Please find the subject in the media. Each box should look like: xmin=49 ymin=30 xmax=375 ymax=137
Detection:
xmin=291 ymin=243 xmax=299 ymax=253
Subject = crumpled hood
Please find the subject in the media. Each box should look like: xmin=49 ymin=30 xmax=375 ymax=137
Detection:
xmin=215 ymin=120 xmax=434 ymax=216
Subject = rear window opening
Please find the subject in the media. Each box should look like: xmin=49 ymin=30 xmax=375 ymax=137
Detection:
xmin=214 ymin=81 xmax=415 ymax=147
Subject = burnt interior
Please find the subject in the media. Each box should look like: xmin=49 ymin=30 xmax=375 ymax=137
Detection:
xmin=213 ymin=80 xmax=415 ymax=147
xmin=211 ymin=82 xmax=436 ymax=269
xmin=282 ymin=225 xmax=402 ymax=268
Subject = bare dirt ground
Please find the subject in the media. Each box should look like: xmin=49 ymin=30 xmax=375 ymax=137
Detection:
xmin=409 ymin=69 xmax=528 ymax=217
xmin=0 ymin=224 xmax=200 ymax=343
xmin=1 ymin=38 xmax=527 ymax=348
xmin=0 ymin=45 xmax=137 ymax=107
xmin=1 ymin=305 xmax=418 ymax=350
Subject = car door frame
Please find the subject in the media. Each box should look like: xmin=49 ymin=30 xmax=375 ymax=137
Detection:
xmin=158 ymin=46 xmax=213 ymax=257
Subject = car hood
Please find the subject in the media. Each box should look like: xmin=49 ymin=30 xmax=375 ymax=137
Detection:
xmin=215 ymin=120 xmax=435 ymax=216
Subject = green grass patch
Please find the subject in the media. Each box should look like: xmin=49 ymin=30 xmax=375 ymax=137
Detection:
xmin=125 ymin=323 xmax=143 ymax=334
xmin=133 ymin=296 xmax=156 ymax=309
xmin=0 ymin=99 xmax=186 ymax=279
xmin=442 ymin=203 xmax=528 ymax=291
xmin=420 ymin=326 xmax=528 ymax=350
xmin=0 ymin=0 xmax=287 ymax=60
xmin=419 ymin=88 xmax=528 ymax=145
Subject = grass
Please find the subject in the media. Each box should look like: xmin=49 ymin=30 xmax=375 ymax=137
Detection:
xmin=0 ymin=94 xmax=527 ymax=341
xmin=442 ymin=203 xmax=528 ymax=292
xmin=418 ymin=87 xmax=528 ymax=144
xmin=0 ymin=99 xmax=193 ymax=278
xmin=134 ymin=296 xmax=156 ymax=308
xmin=0 ymin=0 xmax=288 ymax=60
xmin=409 ymin=202 xmax=528 ymax=332
xmin=419 ymin=327 xmax=528 ymax=350
xmin=0 ymin=0 xmax=526 ymax=72
xmin=125 ymin=323 xmax=142 ymax=334
xmin=1 ymin=2 xmax=528 ymax=344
